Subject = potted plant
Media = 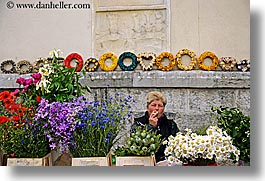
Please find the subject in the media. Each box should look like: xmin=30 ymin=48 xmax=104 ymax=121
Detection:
xmin=113 ymin=125 xmax=164 ymax=166
xmin=211 ymin=106 xmax=250 ymax=165
xmin=68 ymin=93 xmax=135 ymax=166
xmin=163 ymin=126 xmax=240 ymax=166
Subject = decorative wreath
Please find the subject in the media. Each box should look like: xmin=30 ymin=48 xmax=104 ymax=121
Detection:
xmin=84 ymin=58 xmax=99 ymax=72
xmin=99 ymin=52 xmax=118 ymax=71
xmin=198 ymin=51 xmax=219 ymax=71
xmin=118 ymin=52 xmax=138 ymax=71
xmin=0 ymin=60 xmax=16 ymax=74
xmin=236 ymin=59 xmax=250 ymax=72
xmin=175 ymin=49 xmax=197 ymax=71
xmin=155 ymin=52 xmax=175 ymax=71
xmin=219 ymin=57 xmax=237 ymax=71
xmin=33 ymin=57 xmax=49 ymax=72
xmin=137 ymin=52 xmax=156 ymax=71
xmin=64 ymin=53 xmax=84 ymax=72
xmin=16 ymin=60 xmax=33 ymax=74
xmin=47 ymin=57 xmax=64 ymax=65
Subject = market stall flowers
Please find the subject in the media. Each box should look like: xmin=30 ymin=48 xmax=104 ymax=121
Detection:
xmin=34 ymin=96 xmax=87 ymax=153
xmin=0 ymin=91 xmax=50 ymax=158
xmin=69 ymin=93 xmax=135 ymax=158
xmin=15 ymin=49 xmax=89 ymax=104
xmin=163 ymin=126 xmax=240 ymax=166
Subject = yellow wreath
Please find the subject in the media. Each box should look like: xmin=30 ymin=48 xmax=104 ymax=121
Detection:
xmin=198 ymin=51 xmax=219 ymax=71
xmin=155 ymin=52 xmax=175 ymax=71
xmin=99 ymin=52 xmax=118 ymax=71
xmin=137 ymin=52 xmax=156 ymax=71
xmin=176 ymin=49 xmax=197 ymax=71
xmin=219 ymin=56 xmax=237 ymax=71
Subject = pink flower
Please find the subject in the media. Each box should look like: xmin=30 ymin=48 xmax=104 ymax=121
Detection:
xmin=14 ymin=89 xmax=20 ymax=96
xmin=33 ymin=79 xmax=40 ymax=84
xmin=32 ymin=73 xmax=42 ymax=80
xmin=16 ymin=77 xmax=25 ymax=85
xmin=22 ymin=85 xmax=29 ymax=93
xmin=25 ymin=78 xmax=33 ymax=86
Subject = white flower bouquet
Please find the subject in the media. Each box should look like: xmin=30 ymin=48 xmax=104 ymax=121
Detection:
xmin=163 ymin=126 xmax=240 ymax=166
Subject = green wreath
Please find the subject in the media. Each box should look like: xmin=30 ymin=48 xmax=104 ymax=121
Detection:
xmin=118 ymin=52 xmax=138 ymax=71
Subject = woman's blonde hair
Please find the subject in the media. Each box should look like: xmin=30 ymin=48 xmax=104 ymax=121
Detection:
xmin=146 ymin=91 xmax=167 ymax=106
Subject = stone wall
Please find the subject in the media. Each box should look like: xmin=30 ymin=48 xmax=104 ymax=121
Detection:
xmin=0 ymin=70 xmax=250 ymax=131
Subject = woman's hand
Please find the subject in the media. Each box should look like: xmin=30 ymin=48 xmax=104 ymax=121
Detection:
xmin=149 ymin=111 xmax=158 ymax=127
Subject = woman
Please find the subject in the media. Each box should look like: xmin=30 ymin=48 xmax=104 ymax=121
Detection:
xmin=130 ymin=91 xmax=179 ymax=163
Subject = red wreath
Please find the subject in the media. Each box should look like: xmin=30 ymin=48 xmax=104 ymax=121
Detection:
xmin=64 ymin=53 xmax=84 ymax=72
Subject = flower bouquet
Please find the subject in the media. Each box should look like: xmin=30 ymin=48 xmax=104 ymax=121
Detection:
xmin=68 ymin=93 xmax=135 ymax=166
xmin=163 ymin=126 xmax=240 ymax=166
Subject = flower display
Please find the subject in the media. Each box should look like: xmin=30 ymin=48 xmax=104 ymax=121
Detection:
xmin=34 ymin=96 xmax=86 ymax=153
xmin=163 ymin=126 xmax=240 ymax=166
xmin=69 ymin=93 xmax=135 ymax=157
xmin=0 ymin=91 xmax=26 ymax=125
xmin=0 ymin=91 xmax=50 ymax=158
xmin=0 ymin=49 xmax=90 ymax=160
xmin=211 ymin=106 xmax=250 ymax=164
xmin=16 ymin=49 xmax=89 ymax=103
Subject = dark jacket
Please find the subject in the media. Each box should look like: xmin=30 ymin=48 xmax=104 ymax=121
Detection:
xmin=130 ymin=111 xmax=179 ymax=163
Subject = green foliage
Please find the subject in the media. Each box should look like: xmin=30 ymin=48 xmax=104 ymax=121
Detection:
xmin=211 ymin=106 xmax=250 ymax=163
xmin=41 ymin=56 xmax=89 ymax=102
xmin=194 ymin=125 xmax=210 ymax=135
xmin=113 ymin=125 xmax=164 ymax=156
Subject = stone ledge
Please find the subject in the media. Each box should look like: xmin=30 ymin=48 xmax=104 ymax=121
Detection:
xmin=0 ymin=70 xmax=250 ymax=89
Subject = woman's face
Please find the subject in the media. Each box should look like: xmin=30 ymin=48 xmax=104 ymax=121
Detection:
xmin=147 ymin=99 xmax=165 ymax=119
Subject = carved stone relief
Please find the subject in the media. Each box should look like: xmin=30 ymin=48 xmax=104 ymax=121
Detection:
xmin=95 ymin=9 xmax=168 ymax=58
